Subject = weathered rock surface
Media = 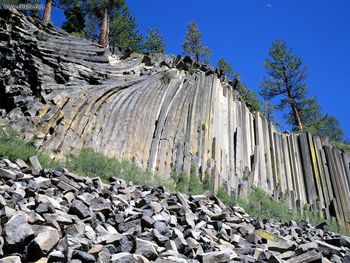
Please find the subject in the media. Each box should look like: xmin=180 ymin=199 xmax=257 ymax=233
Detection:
xmin=1 ymin=9 xmax=350 ymax=234
xmin=0 ymin=158 xmax=349 ymax=262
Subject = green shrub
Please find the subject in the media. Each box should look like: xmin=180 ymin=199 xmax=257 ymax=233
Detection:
xmin=202 ymin=170 xmax=214 ymax=192
xmin=37 ymin=31 xmax=49 ymax=41
xmin=217 ymin=186 xmax=234 ymax=206
xmin=161 ymin=71 xmax=172 ymax=84
xmin=188 ymin=65 xmax=197 ymax=75
xmin=236 ymin=187 xmax=295 ymax=221
xmin=189 ymin=174 xmax=204 ymax=195
xmin=235 ymin=187 xmax=345 ymax=234
xmin=171 ymin=171 xmax=189 ymax=193
xmin=66 ymin=148 xmax=118 ymax=181
xmin=333 ymin=141 xmax=350 ymax=152
xmin=67 ymin=148 xmax=175 ymax=190
xmin=0 ymin=123 xmax=57 ymax=168
xmin=69 ymin=31 xmax=84 ymax=38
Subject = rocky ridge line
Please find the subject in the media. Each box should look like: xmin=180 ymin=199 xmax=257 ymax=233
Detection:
xmin=0 ymin=157 xmax=350 ymax=262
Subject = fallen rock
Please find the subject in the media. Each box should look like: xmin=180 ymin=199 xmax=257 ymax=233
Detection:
xmin=3 ymin=213 xmax=34 ymax=252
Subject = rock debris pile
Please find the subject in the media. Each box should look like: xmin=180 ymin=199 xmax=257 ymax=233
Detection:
xmin=0 ymin=157 xmax=349 ymax=262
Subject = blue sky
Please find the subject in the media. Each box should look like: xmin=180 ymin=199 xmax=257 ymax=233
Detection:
xmin=50 ymin=0 xmax=350 ymax=138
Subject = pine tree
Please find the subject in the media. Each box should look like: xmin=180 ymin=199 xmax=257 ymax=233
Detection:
xmin=285 ymin=97 xmax=345 ymax=141
xmin=260 ymin=40 xmax=307 ymax=131
xmin=182 ymin=21 xmax=212 ymax=63
xmin=236 ymin=81 xmax=261 ymax=112
xmin=217 ymin=58 xmax=234 ymax=80
xmin=317 ymin=116 xmax=344 ymax=142
xmin=109 ymin=6 xmax=143 ymax=52
xmin=43 ymin=0 xmax=53 ymax=26
xmin=143 ymin=28 xmax=166 ymax=54
xmin=86 ymin=0 xmax=125 ymax=47
xmin=61 ymin=1 xmax=85 ymax=35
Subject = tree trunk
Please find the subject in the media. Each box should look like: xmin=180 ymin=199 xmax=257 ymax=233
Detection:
xmin=292 ymin=104 xmax=303 ymax=131
xmin=99 ymin=7 xmax=109 ymax=48
xmin=43 ymin=0 xmax=52 ymax=26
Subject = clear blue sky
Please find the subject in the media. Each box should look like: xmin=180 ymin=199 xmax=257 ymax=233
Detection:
xmin=50 ymin=0 xmax=350 ymax=139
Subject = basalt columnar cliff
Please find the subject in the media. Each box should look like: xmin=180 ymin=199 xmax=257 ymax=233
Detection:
xmin=1 ymin=10 xmax=350 ymax=233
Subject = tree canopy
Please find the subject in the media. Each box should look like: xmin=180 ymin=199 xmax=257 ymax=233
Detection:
xmin=109 ymin=6 xmax=143 ymax=52
xmin=217 ymin=58 xmax=234 ymax=80
xmin=61 ymin=0 xmax=85 ymax=35
xmin=143 ymin=28 xmax=166 ymax=54
xmin=260 ymin=40 xmax=307 ymax=131
xmin=182 ymin=21 xmax=212 ymax=63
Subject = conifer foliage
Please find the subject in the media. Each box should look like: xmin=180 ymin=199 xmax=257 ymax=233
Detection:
xmin=260 ymin=40 xmax=306 ymax=131
xmin=183 ymin=21 xmax=212 ymax=63
xmin=144 ymin=28 xmax=166 ymax=54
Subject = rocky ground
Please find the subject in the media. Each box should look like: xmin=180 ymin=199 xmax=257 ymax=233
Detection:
xmin=0 ymin=157 xmax=349 ymax=262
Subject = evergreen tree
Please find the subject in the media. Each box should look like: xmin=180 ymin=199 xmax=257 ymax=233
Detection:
xmin=43 ymin=0 xmax=53 ymax=25
xmin=61 ymin=0 xmax=85 ymax=35
xmin=109 ymin=6 xmax=143 ymax=52
xmin=182 ymin=21 xmax=212 ymax=63
xmin=236 ymin=81 xmax=261 ymax=112
xmin=143 ymin=28 xmax=166 ymax=54
xmin=217 ymin=58 xmax=234 ymax=80
xmin=260 ymin=40 xmax=307 ymax=131
xmin=317 ymin=116 xmax=344 ymax=142
xmin=86 ymin=0 xmax=125 ymax=47
xmin=286 ymin=97 xmax=345 ymax=141
xmin=287 ymin=97 xmax=321 ymax=132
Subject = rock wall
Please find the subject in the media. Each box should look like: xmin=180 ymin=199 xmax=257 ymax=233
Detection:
xmin=1 ymin=10 xmax=350 ymax=232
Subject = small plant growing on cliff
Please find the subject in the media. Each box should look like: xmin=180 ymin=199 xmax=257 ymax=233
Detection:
xmin=161 ymin=70 xmax=172 ymax=84
xmin=37 ymin=31 xmax=49 ymax=41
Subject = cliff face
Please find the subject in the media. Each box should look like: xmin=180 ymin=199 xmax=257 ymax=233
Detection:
xmin=1 ymin=10 xmax=350 ymax=232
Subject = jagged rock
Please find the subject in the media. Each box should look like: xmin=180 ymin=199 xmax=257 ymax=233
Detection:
xmin=72 ymin=250 xmax=96 ymax=263
xmin=27 ymin=226 xmax=60 ymax=257
xmin=0 ymin=256 xmax=22 ymax=263
xmin=3 ymin=213 xmax=34 ymax=251
xmin=69 ymin=199 xmax=90 ymax=219
xmin=286 ymin=250 xmax=322 ymax=263
xmin=29 ymin=156 xmax=42 ymax=170
xmin=110 ymin=252 xmax=135 ymax=263
xmin=197 ymin=251 xmax=231 ymax=263
xmin=48 ymin=251 xmax=65 ymax=262
xmin=0 ymin=157 xmax=348 ymax=261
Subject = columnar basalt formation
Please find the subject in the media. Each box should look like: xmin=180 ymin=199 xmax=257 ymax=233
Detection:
xmin=1 ymin=10 xmax=350 ymax=232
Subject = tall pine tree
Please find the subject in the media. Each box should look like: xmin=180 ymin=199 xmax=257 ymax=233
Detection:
xmin=143 ymin=28 xmax=166 ymax=54
xmin=86 ymin=0 xmax=125 ymax=47
xmin=182 ymin=21 xmax=212 ymax=63
xmin=109 ymin=6 xmax=143 ymax=52
xmin=260 ymin=40 xmax=307 ymax=131
xmin=61 ymin=0 xmax=85 ymax=35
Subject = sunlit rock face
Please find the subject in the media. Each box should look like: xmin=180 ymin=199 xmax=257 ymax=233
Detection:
xmin=1 ymin=10 xmax=350 ymax=232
